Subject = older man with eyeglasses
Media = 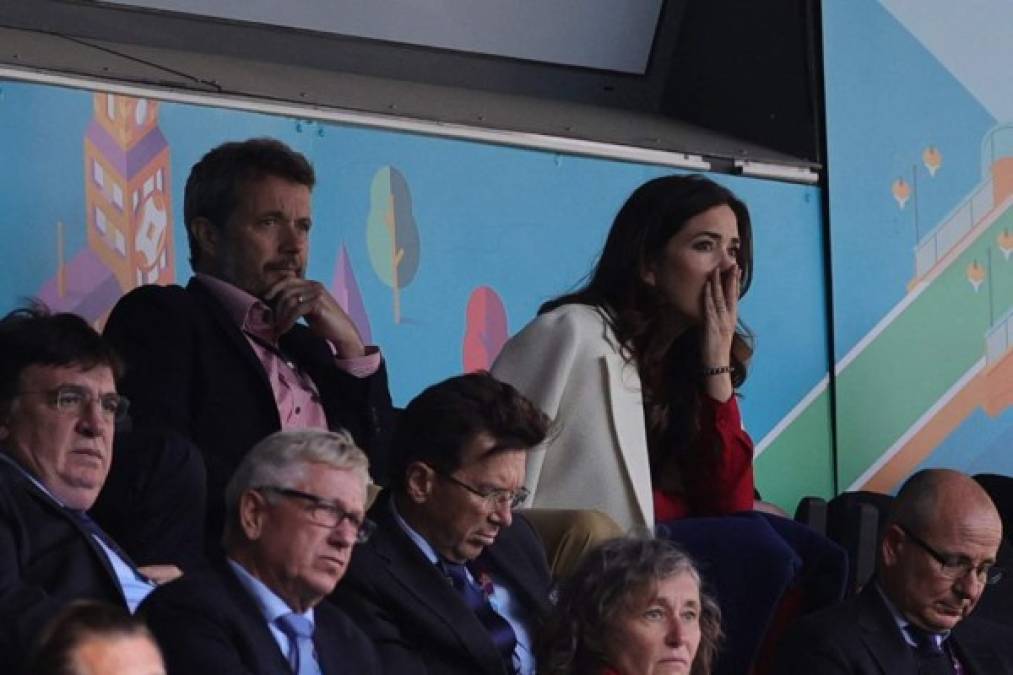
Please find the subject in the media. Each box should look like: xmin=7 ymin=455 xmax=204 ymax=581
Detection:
xmin=331 ymin=371 xmax=553 ymax=675
xmin=775 ymin=468 xmax=1013 ymax=675
xmin=0 ymin=304 xmax=182 ymax=675
xmin=139 ymin=429 xmax=380 ymax=674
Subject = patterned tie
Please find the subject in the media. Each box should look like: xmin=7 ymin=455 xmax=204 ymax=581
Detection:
xmin=907 ymin=625 xmax=957 ymax=675
xmin=276 ymin=612 xmax=320 ymax=675
xmin=442 ymin=560 xmax=518 ymax=674
xmin=66 ymin=509 xmax=149 ymax=583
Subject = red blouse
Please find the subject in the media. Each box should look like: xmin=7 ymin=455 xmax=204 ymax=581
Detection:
xmin=652 ymin=394 xmax=755 ymax=521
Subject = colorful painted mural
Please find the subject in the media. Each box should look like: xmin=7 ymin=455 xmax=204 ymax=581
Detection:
xmin=462 ymin=286 xmax=509 ymax=372
xmin=812 ymin=0 xmax=1013 ymax=491
xmin=366 ymin=165 xmax=421 ymax=324
xmin=5 ymin=0 xmax=1008 ymax=508
xmin=32 ymin=92 xmax=173 ymax=326
xmin=0 ymin=77 xmax=829 ymax=510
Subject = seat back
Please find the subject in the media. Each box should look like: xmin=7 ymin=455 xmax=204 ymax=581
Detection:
xmin=826 ymin=491 xmax=894 ymax=595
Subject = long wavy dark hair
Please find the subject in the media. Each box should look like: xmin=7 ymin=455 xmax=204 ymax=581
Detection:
xmin=540 ymin=174 xmax=754 ymax=491
xmin=536 ymin=537 xmax=723 ymax=675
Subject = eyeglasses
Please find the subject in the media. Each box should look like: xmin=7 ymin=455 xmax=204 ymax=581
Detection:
xmin=19 ymin=385 xmax=130 ymax=422
xmin=436 ymin=471 xmax=530 ymax=510
xmin=898 ymin=525 xmax=1004 ymax=586
xmin=256 ymin=485 xmax=375 ymax=543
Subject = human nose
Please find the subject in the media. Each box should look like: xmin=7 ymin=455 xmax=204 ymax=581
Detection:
xmin=489 ymin=498 xmax=513 ymax=527
xmin=329 ymin=518 xmax=358 ymax=547
xmin=718 ymin=247 xmax=738 ymax=272
xmin=665 ymin=618 xmax=685 ymax=645
xmin=75 ymin=397 xmax=109 ymax=436
xmin=278 ymin=220 xmax=307 ymax=251
xmin=953 ymin=566 xmax=986 ymax=599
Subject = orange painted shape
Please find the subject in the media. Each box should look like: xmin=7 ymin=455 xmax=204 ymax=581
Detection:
xmin=983 ymin=351 xmax=1013 ymax=417
xmin=861 ymin=373 xmax=984 ymax=493
xmin=992 ymin=158 xmax=1013 ymax=205
xmin=93 ymin=93 xmax=161 ymax=150
xmin=892 ymin=178 xmax=910 ymax=208
xmin=860 ymin=347 xmax=1013 ymax=493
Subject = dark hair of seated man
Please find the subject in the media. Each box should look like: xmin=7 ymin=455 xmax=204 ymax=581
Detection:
xmin=24 ymin=599 xmax=165 ymax=675
xmin=0 ymin=302 xmax=122 ymax=417
xmin=387 ymin=370 xmax=551 ymax=496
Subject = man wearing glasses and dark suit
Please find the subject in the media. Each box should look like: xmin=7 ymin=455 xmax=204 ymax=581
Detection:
xmin=0 ymin=305 xmax=180 ymax=674
xmin=775 ymin=468 xmax=1013 ymax=675
xmin=332 ymin=372 xmax=553 ymax=675
xmin=140 ymin=429 xmax=380 ymax=674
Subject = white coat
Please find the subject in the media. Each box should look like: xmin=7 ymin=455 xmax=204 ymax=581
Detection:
xmin=491 ymin=303 xmax=655 ymax=531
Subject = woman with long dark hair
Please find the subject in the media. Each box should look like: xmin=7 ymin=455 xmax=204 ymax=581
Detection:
xmin=493 ymin=174 xmax=754 ymax=529
xmin=493 ymin=174 xmax=845 ymax=675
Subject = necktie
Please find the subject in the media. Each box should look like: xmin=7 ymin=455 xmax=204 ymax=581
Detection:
xmin=276 ymin=612 xmax=319 ymax=675
xmin=66 ymin=509 xmax=149 ymax=583
xmin=907 ymin=625 xmax=957 ymax=675
xmin=442 ymin=561 xmax=518 ymax=674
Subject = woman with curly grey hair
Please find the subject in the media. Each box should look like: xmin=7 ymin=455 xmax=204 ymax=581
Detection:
xmin=537 ymin=537 xmax=722 ymax=675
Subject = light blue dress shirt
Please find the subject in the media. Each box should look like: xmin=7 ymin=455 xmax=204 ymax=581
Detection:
xmin=227 ymin=558 xmax=321 ymax=675
xmin=0 ymin=453 xmax=155 ymax=612
xmin=391 ymin=498 xmax=536 ymax=675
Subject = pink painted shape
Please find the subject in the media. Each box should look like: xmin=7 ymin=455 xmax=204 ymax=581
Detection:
xmin=463 ymin=286 xmax=508 ymax=372
xmin=331 ymin=244 xmax=373 ymax=344
xmin=37 ymin=248 xmax=121 ymax=323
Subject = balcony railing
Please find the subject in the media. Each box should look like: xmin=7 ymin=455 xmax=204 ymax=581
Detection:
xmin=914 ymin=178 xmax=994 ymax=277
xmin=986 ymin=306 xmax=1013 ymax=367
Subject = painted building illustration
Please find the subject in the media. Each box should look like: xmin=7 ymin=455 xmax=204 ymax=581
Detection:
xmin=84 ymin=92 xmax=173 ymax=291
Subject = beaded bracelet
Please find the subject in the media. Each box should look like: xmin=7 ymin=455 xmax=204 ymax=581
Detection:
xmin=700 ymin=365 xmax=734 ymax=376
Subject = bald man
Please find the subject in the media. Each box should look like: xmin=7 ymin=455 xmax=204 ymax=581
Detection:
xmin=774 ymin=469 xmax=1013 ymax=675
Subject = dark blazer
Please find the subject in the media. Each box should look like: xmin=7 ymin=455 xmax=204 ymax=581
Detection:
xmin=331 ymin=491 xmax=553 ymax=675
xmin=90 ymin=428 xmax=207 ymax=571
xmin=104 ymin=278 xmax=394 ymax=544
xmin=773 ymin=582 xmax=1013 ymax=674
xmin=0 ymin=458 xmax=126 ymax=674
xmin=140 ymin=558 xmax=381 ymax=675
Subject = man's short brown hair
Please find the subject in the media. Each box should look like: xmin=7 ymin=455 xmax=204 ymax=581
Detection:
xmin=389 ymin=371 xmax=551 ymax=493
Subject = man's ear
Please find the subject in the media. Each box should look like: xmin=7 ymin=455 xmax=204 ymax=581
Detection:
xmin=641 ymin=260 xmax=657 ymax=288
xmin=881 ymin=524 xmax=904 ymax=568
xmin=405 ymin=462 xmax=436 ymax=504
xmin=238 ymin=489 xmax=267 ymax=541
xmin=0 ymin=404 xmax=11 ymax=440
xmin=190 ymin=217 xmax=220 ymax=262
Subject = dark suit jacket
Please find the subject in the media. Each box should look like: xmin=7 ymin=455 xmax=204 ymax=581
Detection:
xmin=331 ymin=491 xmax=553 ymax=675
xmin=0 ymin=458 xmax=126 ymax=674
xmin=773 ymin=582 xmax=1013 ymax=674
xmin=140 ymin=558 xmax=381 ymax=675
xmin=104 ymin=278 xmax=394 ymax=544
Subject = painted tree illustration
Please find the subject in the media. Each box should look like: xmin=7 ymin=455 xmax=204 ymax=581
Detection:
xmin=463 ymin=286 xmax=509 ymax=372
xmin=366 ymin=166 xmax=420 ymax=323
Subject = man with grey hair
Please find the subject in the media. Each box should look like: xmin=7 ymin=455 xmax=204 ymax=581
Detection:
xmin=139 ymin=429 xmax=381 ymax=674
xmin=775 ymin=468 xmax=1013 ymax=674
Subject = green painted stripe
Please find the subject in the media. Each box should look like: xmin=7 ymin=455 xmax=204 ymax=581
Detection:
xmin=757 ymin=207 xmax=1013 ymax=498
xmin=835 ymin=209 xmax=1013 ymax=487
xmin=755 ymin=392 xmax=834 ymax=511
